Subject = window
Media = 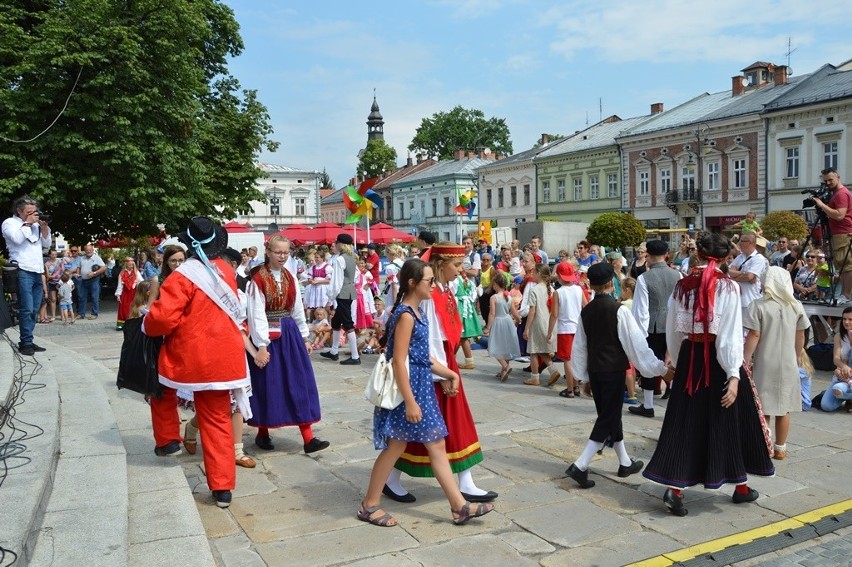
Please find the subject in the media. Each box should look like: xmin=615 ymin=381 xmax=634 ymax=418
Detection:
xmin=542 ymin=181 xmax=551 ymax=203
xmin=589 ymin=176 xmax=599 ymax=199
xmin=733 ymin=159 xmax=746 ymax=188
xmin=523 ymin=184 xmax=531 ymax=205
xmin=510 ymin=185 xmax=517 ymax=206
xmin=431 ymin=198 xmax=437 ymax=217
xmin=659 ymin=168 xmax=671 ymax=194
xmin=824 ymin=141 xmax=838 ymax=170
xmin=399 ymin=202 xmax=405 ymax=219
xmin=557 ymin=180 xmax=566 ymax=202
xmin=706 ymin=162 xmax=720 ymax=191
xmin=486 ymin=189 xmax=492 ymax=209
xmin=608 ymin=174 xmax=618 ymax=198
xmin=444 ymin=196 xmax=451 ymax=214
xmin=294 ymin=197 xmax=306 ymax=216
xmin=638 ymin=170 xmax=650 ymax=196
xmin=498 ymin=187 xmax=504 ymax=208
xmin=785 ymin=147 xmax=799 ymax=178
xmin=681 ymin=166 xmax=695 ymax=196
xmin=573 ymin=178 xmax=583 ymax=201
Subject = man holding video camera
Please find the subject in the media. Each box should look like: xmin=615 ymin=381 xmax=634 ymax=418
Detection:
xmin=813 ymin=168 xmax=852 ymax=303
xmin=1 ymin=195 xmax=52 ymax=355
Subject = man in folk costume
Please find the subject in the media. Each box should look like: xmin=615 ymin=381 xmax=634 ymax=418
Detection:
xmin=143 ymin=217 xmax=252 ymax=509
xmin=630 ymin=239 xmax=682 ymax=416
xmin=321 ymin=233 xmax=361 ymax=365
xmin=384 ymin=243 xmax=498 ymax=504
xmin=247 ymin=236 xmax=329 ymax=454
xmin=566 ymin=262 xmax=674 ymax=489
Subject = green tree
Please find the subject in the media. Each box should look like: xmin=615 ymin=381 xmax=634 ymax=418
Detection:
xmin=408 ymin=105 xmax=513 ymax=160
xmin=759 ymin=211 xmax=809 ymax=242
xmin=357 ymin=140 xmax=397 ymax=179
xmin=0 ymin=0 xmax=277 ymax=242
xmin=318 ymin=168 xmax=335 ymax=191
xmin=586 ymin=212 xmax=646 ymax=250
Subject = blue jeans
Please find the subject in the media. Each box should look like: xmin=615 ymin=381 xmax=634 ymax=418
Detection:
xmin=78 ymin=276 xmax=101 ymax=317
xmin=17 ymin=269 xmax=44 ymax=346
xmin=821 ymin=377 xmax=852 ymax=411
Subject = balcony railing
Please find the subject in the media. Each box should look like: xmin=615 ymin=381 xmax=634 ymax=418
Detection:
xmin=664 ymin=188 xmax=701 ymax=204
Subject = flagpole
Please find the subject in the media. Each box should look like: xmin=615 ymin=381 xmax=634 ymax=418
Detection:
xmin=367 ymin=216 xmax=371 ymax=245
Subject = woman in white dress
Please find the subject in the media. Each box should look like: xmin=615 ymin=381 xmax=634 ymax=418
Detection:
xmin=743 ymin=266 xmax=810 ymax=460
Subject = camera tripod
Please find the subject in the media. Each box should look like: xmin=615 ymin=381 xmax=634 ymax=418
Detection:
xmin=799 ymin=206 xmax=852 ymax=306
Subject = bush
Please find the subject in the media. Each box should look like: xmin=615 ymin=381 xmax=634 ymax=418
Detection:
xmin=586 ymin=212 xmax=646 ymax=250
xmin=761 ymin=211 xmax=808 ymax=242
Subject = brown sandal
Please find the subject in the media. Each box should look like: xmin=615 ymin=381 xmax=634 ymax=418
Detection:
xmin=236 ymin=455 xmax=256 ymax=468
xmin=357 ymin=502 xmax=398 ymax=527
xmin=523 ymin=378 xmax=540 ymax=386
xmin=452 ymin=501 xmax=494 ymax=525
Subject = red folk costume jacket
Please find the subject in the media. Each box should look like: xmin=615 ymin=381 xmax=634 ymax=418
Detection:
xmin=143 ymin=257 xmax=250 ymax=391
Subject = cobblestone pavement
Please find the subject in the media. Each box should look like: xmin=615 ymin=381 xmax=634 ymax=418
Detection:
xmin=734 ymin=525 xmax=852 ymax=567
xmin=36 ymin=299 xmax=852 ymax=566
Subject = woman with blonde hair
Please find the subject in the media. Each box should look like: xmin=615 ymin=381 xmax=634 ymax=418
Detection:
xmin=383 ymin=243 xmax=406 ymax=309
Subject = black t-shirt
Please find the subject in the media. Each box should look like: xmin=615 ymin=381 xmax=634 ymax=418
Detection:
xmin=782 ymin=254 xmax=800 ymax=281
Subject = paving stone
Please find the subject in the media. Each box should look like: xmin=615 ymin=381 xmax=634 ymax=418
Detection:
xmin=192 ymin=493 xmax=240 ymax=538
xmin=30 ymin=507 xmax=126 ymax=567
xmin=508 ymin=498 xmax=642 ymax=547
xmin=405 ymin=533 xmax=538 ymax=567
xmin=46 ymin=454 xmax=126 ymax=513
xmin=128 ymin=487 xmax=207 ymax=544
xmin=542 ymin=528 xmax=682 ymax=567
xmin=128 ymin=535 xmax=214 ymax=567
xmin=499 ymin=530 xmax=557 ymax=554
xmin=477 ymin=445 xmax=568 ymax=484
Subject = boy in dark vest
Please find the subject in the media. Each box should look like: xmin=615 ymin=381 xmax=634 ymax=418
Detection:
xmin=566 ymin=262 xmax=675 ymax=488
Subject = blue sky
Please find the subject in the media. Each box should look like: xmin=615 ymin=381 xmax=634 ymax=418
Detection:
xmin=223 ymin=0 xmax=852 ymax=189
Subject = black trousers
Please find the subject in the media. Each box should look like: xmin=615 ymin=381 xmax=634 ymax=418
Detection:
xmin=638 ymin=332 xmax=667 ymax=391
xmin=331 ymin=298 xmax=354 ymax=332
xmin=589 ymin=370 xmax=626 ymax=443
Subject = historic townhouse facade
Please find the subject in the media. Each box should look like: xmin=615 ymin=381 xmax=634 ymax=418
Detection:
xmin=534 ymin=115 xmax=652 ymax=224
xmin=390 ymin=151 xmax=494 ymax=242
xmin=231 ymin=162 xmax=321 ymax=230
xmin=763 ymin=62 xmax=852 ymax=215
xmin=617 ymin=62 xmax=800 ymax=236
xmin=476 ymin=144 xmax=541 ymax=228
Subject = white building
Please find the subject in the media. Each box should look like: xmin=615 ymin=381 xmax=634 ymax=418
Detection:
xmin=230 ymin=163 xmax=321 ymax=230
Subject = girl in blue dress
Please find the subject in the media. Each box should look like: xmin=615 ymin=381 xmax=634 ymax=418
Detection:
xmin=358 ymin=259 xmax=494 ymax=527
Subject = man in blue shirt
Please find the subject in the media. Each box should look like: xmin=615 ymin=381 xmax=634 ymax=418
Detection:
xmin=1 ymin=196 xmax=52 ymax=355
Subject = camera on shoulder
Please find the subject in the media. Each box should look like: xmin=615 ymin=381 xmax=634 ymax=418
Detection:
xmin=801 ymin=182 xmax=832 ymax=209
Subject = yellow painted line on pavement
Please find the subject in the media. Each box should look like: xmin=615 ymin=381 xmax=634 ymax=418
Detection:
xmin=624 ymin=499 xmax=852 ymax=567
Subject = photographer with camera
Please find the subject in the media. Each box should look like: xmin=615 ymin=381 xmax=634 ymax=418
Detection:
xmin=1 ymin=195 xmax=52 ymax=355
xmin=812 ymin=168 xmax=852 ymax=304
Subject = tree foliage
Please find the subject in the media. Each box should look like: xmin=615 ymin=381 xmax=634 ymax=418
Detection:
xmin=408 ymin=106 xmax=512 ymax=160
xmin=532 ymin=133 xmax=564 ymax=148
xmin=318 ymin=169 xmax=335 ymax=191
xmin=0 ymin=0 xmax=277 ymax=242
xmin=759 ymin=211 xmax=809 ymax=242
xmin=357 ymin=140 xmax=397 ymax=179
xmin=586 ymin=212 xmax=646 ymax=250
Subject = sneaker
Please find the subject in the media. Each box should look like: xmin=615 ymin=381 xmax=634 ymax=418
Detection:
xmin=86 ymin=314 xmax=98 ymax=320
xmin=514 ymin=356 xmax=530 ymax=364
xmin=154 ymin=440 xmax=182 ymax=457
xmin=837 ymin=295 xmax=850 ymax=305
xmin=31 ymin=343 xmax=46 ymax=352
xmin=624 ymin=396 xmax=639 ymax=406
xmin=213 ymin=490 xmax=232 ymax=508
xmin=18 ymin=344 xmax=35 ymax=356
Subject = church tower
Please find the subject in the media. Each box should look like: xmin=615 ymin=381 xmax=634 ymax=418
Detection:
xmin=366 ymin=91 xmax=384 ymax=142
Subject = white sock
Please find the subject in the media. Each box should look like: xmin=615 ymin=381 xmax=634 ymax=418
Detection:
xmin=235 ymin=442 xmax=245 ymax=459
xmin=330 ymin=330 xmax=341 ymax=354
xmin=465 ymin=357 xmax=474 ymax=365
xmin=575 ymin=440 xmax=605 ymax=470
xmin=385 ymin=468 xmax=407 ymax=495
xmin=347 ymin=330 xmax=359 ymax=359
xmin=531 ymin=373 xmax=540 ymax=382
xmin=458 ymin=468 xmax=486 ymax=496
xmin=643 ymin=389 xmax=654 ymax=409
xmin=613 ymin=440 xmax=632 ymax=467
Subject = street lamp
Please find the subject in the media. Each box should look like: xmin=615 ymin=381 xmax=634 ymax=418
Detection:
xmin=685 ymin=123 xmax=713 ymax=231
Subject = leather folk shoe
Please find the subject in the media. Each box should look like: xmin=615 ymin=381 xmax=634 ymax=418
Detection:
xmin=340 ymin=357 xmax=361 ymax=365
xmin=319 ymin=351 xmax=339 ymax=361
xmin=732 ymin=487 xmax=759 ymax=504
xmin=617 ymin=459 xmax=644 ymax=478
xmin=460 ymin=490 xmax=498 ymax=503
xmin=304 ymin=437 xmax=330 ymax=453
xmin=383 ymin=484 xmax=416 ymax=503
xmin=565 ymin=463 xmax=595 ymax=489
xmin=664 ymin=489 xmax=688 ymax=516
xmin=628 ymin=405 xmax=655 ymax=418
xmin=255 ymin=435 xmax=274 ymax=451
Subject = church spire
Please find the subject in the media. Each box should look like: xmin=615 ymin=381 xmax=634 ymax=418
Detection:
xmin=366 ymin=89 xmax=384 ymax=142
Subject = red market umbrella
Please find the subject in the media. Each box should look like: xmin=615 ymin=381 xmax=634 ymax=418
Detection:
xmin=280 ymin=223 xmax=313 ymax=246
xmin=368 ymin=222 xmax=416 ymax=244
xmin=223 ymin=221 xmax=252 ymax=233
xmin=306 ymin=222 xmax=344 ymax=245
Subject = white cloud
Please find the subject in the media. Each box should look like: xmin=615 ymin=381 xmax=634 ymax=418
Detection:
xmin=540 ymin=0 xmax=851 ymax=64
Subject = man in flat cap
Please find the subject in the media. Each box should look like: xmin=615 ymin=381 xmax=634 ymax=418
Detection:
xmin=630 ymin=240 xmax=682 ymax=417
